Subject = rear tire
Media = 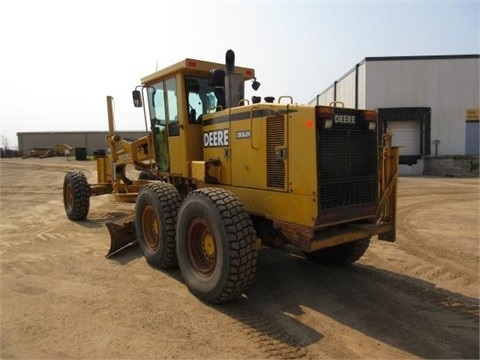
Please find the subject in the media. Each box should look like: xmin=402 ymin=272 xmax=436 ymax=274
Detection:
xmin=176 ymin=188 xmax=257 ymax=304
xmin=305 ymin=238 xmax=371 ymax=266
xmin=135 ymin=182 xmax=182 ymax=269
xmin=63 ymin=171 xmax=90 ymax=220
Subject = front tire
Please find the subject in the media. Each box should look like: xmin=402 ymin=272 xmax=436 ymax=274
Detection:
xmin=176 ymin=188 xmax=257 ymax=304
xmin=63 ymin=171 xmax=90 ymax=220
xmin=135 ymin=182 xmax=182 ymax=269
xmin=305 ymin=238 xmax=371 ymax=266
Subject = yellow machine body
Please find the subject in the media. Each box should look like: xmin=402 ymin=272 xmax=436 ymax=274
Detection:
xmin=86 ymin=53 xmax=398 ymax=256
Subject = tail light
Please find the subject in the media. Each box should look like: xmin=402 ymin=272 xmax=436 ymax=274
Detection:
xmin=364 ymin=110 xmax=378 ymax=131
xmin=316 ymin=107 xmax=335 ymax=129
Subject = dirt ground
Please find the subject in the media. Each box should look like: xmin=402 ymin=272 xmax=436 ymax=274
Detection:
xmin=0 ymin=157 xmax=478 ymax=360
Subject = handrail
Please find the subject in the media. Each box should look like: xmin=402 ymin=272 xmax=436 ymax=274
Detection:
xmin=278 ymin=96 xmax=293 ymax=104
xmin=250 ymin=106 xmax=259 ymax=149
xmin=329 ymin=101 xmax=345 ymax=108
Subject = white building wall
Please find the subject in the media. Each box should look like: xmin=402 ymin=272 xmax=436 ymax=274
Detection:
xmin=357 ymin=63 xmax=366 ymax=109
xmin=335 ymin=71 xmax=356 ymax=108
xmin=314 ymin=85 xmax=335 ymax=106
xmin=365 ymin=57 xmax=480 ymax=156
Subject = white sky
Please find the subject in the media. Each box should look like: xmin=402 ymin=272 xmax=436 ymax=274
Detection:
xmin=0 ymin=0 xmax=478 ymax=148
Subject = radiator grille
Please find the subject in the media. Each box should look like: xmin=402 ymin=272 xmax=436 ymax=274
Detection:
xmin=266 ymin=116 xmax=285 ymax=189
xmin=317 ymin=126 xmax=378 ymax=210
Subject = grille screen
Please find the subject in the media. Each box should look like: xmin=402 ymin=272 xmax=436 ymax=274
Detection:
xmin=267 ymin=116 xmax=285 ymax=188
xmin=317 ymin=125 xmax=378 ymax=210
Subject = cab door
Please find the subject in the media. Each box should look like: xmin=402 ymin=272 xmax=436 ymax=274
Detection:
xmin=164 ymin=77 xmax=182 ymax=174
xmin=148 ymin=77 xmax=181 ymax=173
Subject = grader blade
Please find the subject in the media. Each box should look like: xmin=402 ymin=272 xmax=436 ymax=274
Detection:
xmin=105 ymin=214 xmax=137 ymax=257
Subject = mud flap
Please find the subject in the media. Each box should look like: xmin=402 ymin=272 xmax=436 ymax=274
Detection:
xmin=105 ymin=214 xmax=137 ymax=257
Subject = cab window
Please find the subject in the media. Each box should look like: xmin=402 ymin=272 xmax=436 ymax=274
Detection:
xmin=165 ymin=77 xmax=179 ymax=136
xmin=185 ymin=76 xmax=218 ymax=124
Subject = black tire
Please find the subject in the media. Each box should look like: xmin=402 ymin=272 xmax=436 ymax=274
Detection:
xmin=63 ymin=171 xmax=90 ymax=220
xmin=176 ymin=188 xmax=258 ymax=304
xmin=305 ymin=238 xmax=371 ymax=266
xmin=135 ymin=182 xmax=182 ymax=269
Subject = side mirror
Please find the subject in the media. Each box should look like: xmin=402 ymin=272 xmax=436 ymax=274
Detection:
xmin=132 ymin=90 xmax=142 ymax=107
xmin=252 ymin=78 xmax=261 ymax=91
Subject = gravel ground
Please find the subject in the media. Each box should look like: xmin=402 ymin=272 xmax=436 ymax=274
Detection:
xmin=0 ymin=157 xmax=478 ymax=359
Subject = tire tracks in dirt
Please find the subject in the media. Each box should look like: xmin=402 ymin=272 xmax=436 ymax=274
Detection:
xmin=241 ymin=247 xmax=479 ymax=359
xmin=397 ymin=193 xmax=478 ymax=288
xmin=223 ymin=302 xmax=312 ymax=359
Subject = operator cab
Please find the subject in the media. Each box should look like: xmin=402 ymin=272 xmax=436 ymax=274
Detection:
xmin=131 ymin=52 xmax=257 ymax=178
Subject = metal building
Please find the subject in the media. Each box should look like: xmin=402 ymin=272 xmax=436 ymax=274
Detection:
xmin=313 ymin=54 xmax=479 ymax=176
xmin=17 ymin=131 xmax=147 ymax=157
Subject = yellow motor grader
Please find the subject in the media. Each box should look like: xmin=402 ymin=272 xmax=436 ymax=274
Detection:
xmin=63 ymin=50 xmax=399 ymax=304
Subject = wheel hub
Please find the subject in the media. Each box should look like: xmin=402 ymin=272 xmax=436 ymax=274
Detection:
xmin=202 ymin=234 xmax=215 ymax=257
xmin=142 ymin=205 xmax=160 ymax=251
xmin=66 ymin=184 xmax=74 ymax=210
xmin=188 ymin=218 xmax=217 ymax=276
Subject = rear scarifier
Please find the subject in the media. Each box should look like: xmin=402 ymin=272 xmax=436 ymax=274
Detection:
xmin=63 ymin=170 xmax=90 ymax=221
xmin=176 ymin=188 xmax=258 ymax=304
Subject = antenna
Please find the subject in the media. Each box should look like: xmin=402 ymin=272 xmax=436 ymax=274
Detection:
xmin=156 ymin=60 xmax=158 ymax=71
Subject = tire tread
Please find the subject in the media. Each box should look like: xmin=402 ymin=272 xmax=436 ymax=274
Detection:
xmin=182 ymin=188 xmax=257 ymax=303
xmin=64 ymin=171 xmax=90 ymax=221
xmin=137 ymin=182 xmax=182 ymax=268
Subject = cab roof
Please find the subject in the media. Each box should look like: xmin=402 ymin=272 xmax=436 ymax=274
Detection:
xmin=141 ymin=58 xmax=255 ymax=85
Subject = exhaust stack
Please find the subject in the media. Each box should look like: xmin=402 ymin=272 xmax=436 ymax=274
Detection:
xmin=224 ymin=50 xmax=244 ymax=108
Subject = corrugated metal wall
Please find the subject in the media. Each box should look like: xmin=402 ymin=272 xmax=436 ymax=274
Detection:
xmin=17 ymin=131 xmax=147 ymax=156
xmin=313 ymin=62 xmax=367 ymax=109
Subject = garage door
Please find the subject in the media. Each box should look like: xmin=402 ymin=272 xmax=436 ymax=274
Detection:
xmin=388 ymin=120 xmax=420 ymax=156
